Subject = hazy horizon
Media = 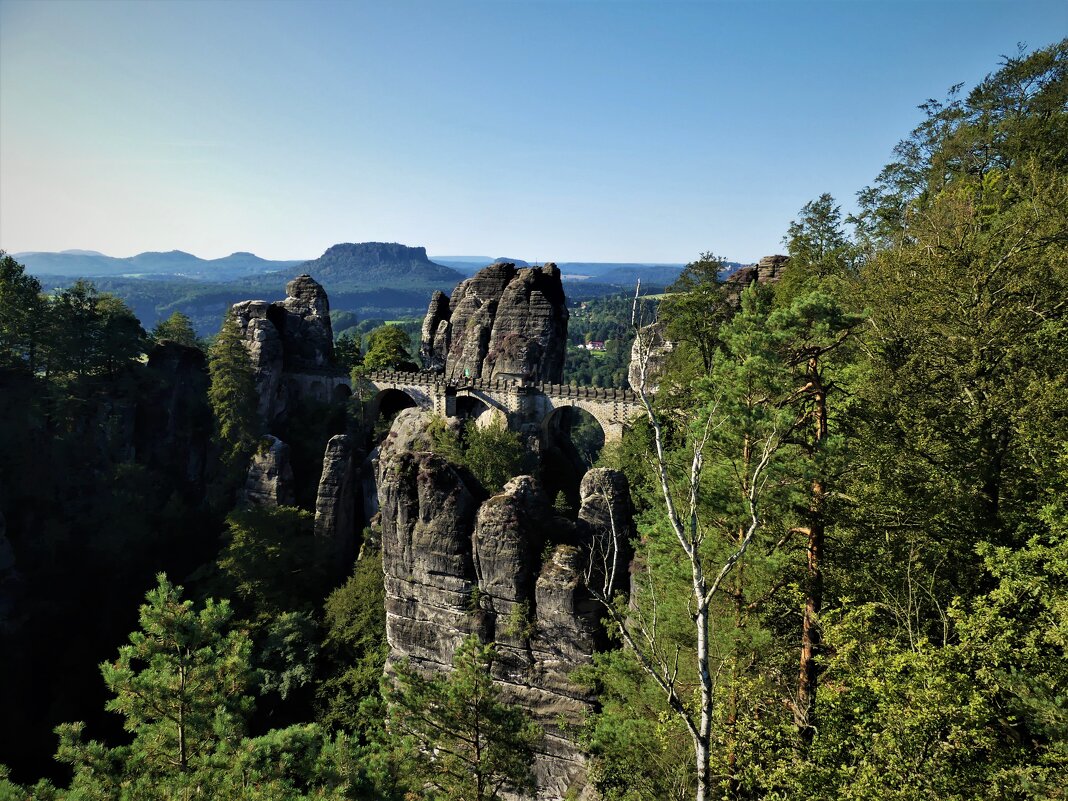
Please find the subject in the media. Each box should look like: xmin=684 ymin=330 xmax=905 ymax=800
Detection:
xmin=2 ymin=0 xmax=1065 ymax=263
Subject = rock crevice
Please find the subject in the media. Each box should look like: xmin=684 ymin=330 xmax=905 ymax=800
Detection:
xmin=378 ymin=410 xmax=635 ymax=800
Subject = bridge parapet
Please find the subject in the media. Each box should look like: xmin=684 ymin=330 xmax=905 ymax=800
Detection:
xmin=363 ymin=369 xmax=450 ymax=388
xmin=535 ymin=383 xmax=640 ymax=403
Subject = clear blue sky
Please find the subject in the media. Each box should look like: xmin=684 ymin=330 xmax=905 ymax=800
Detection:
xmin=1 ymin=0 xmax=1064 ymax=264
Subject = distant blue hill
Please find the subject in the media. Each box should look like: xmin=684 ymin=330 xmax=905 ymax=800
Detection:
xmin=431 ymin=255 xmax=696 ymax=284
xmin=14 ymin=249 xmax=305 ymax=280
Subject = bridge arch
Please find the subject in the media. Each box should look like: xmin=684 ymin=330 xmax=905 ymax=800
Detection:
xmin=542 ymin=405 xmax=607 ymax=469
xmin=367 ymin=387 xmax=420 ymax=432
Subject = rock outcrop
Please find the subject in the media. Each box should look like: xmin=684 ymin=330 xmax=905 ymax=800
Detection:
xmin=577 ymin=468 xmax=635 ymax=604
xmin=626 ymin=255 xmax=790 ymax=393
xmin=230 ymin=274 xmax=337 ymax=423
xmin=378 ymin=409 xmax=635 ymax=799
xmin=418 ymin=263 xmax=568 ymax=383
xmin=314 ymin=434 xmax=359 ymax=574
xmin=378 ymin=409 xmax=483 ymax=671
xmin=243 ymin=435 xmax=296 ymax=507
xmin=295 ymin=242 xmax=463 ymax=286
xmin=276 ymin=274 xmax=335 ymax=371
xmin=723 ymin=254 xmax=788 ymax=303
xmin=231 ymin=299 xmax=286 ymax=422
xmin=628 ymin=320 xmax=675 ymax=394
xmin=419 ymin=290 xmax=451 ymax=372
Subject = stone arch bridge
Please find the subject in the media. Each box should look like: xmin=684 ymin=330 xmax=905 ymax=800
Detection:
xmin=284 ymin=369 xmax=646 ymax=443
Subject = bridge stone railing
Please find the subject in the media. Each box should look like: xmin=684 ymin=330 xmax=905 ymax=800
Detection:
xmin=534 ymin=383 xmax=640 ymax=403
xmin=362 ymin=369 xmax=451 ymax=387
xmin=357 ymin=370 xmax=647 ymax=442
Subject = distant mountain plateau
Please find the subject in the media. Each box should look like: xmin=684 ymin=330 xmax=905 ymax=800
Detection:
xmin=13 ymin=243 xmax=743 ymax=335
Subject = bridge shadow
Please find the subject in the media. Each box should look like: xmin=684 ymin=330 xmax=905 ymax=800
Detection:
xmin=540 ymin=406 xmax=606 ymax=514
xmin=367 ymin=388 xmax=418 ymax=441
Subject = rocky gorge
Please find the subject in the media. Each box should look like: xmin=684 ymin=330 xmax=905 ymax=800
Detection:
xmin=224 ymin=261 xmax=638 ymax=799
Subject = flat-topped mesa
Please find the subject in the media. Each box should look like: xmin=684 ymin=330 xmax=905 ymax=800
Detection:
xmin=419 ymin=262 xmax=569 ymax=384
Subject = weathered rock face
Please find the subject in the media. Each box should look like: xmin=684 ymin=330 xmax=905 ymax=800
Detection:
xmin=577 ymin=468 xmax=635 ymax=605
xmin=723 ymin=254 xmax=789 ymax=303
xmin=243 ymin=435 xmax=296 ymax=507
xmin=314 ymin=434 xmax=359 ymax=575
xmin=419 ymin=263 xmax=568 ymax=383
xmin=378 ymin=409 xmax=483 ymax=671
xmin=419 ymin=290 xmax=451 ymax=372
xmin=136 ymin=342 xmax=212 ymax=488
xmin=378 ymin=408 xmax=635 ymax=800
xmin=276 ymin=274 xmax=335 ymax=371
xmin=231 ymin=274 xmax=337 ymax=423
xmin=473 ymin=476 xmax=595 ymax=801
xmin=231 ymin=300 xmax=285 ymax=422
xmin=628 ymin=320 xmax=675 ymax=395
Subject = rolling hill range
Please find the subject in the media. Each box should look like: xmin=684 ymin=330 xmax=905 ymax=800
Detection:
xmin=12 ymin=249 xmax=305 ymax=280
xmin=430 ymin=256 xmax=746 ymax=284
xmin=19 ymin=243 xmax=709 ymax=335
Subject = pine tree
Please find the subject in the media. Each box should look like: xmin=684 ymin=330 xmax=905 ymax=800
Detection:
xmin=208 ymin=315 xmax=261 ymax=467
xmin=387 ymin=635 xmax=542 ymax=801
xmin=152 ymin=310 xmax=201 ymax=348
xmin=0 ymin=251 xmax=45 ymax=371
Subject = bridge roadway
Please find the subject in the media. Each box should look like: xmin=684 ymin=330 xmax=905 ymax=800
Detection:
xmin=284 ymin=368 xmax=645 ymax=443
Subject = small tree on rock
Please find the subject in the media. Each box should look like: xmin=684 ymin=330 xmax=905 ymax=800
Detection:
xmin=152 ymin=310 xmax=201 ymax=348
xmin=208 ymin=315 xmax=260 ymax=467
xmin=387 ymin=634 xmax=542 ymax=801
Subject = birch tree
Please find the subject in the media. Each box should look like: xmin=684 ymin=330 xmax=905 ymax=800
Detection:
xmin=585 ymin=278 xmax=802 ymax=801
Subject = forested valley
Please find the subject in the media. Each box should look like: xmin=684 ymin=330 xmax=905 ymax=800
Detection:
xmin=1 ymin=40 xmax=1066 ymax=801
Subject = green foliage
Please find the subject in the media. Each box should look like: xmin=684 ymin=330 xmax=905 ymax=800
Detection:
xmin=316 ymin=549 xmax=389 ymax=735
xmin=427 ymin=413 xmax=531 ymax=494
xmin=775 ymin=192 xmax=857 ymax=302
xmin=0 ymin=250 xmax=46 ymax=371
xmin=151 ymin=310 xmax=201 ymax=348
xmin=854 ymin=39 xmax=1068 ymax=248
xmin=31 ymin=279 xmax=147 ymax=379
xmin=661 ymin=252 xmax=732 ymax=372
xmin=49 ymin=575 xmax=363 ymax=800
xmin=792 ymin=511 xmax=1068 ymax=801
xmin=503 ymin=600 xmax=535 ymax=640
xmin=387 ymin=635 xmax=543 ymax=801
xmin=362 ymin=324 xmax=417 ymax=371
xmin=463 ymin=416 xmax=530 ymax=493
xmin=427 ymin=414 xmax=466 ymax=463
xmin=333 ymin=329 xmax=362 ymax=371
xmin=93 ymin=574 xmax=254 ymax=775
xmin=215 ymin=506 xmax=320 ymax=628
xmin=208 ymin=316 xmax=261 ymax=467
xmin=578 ymin=649 xmax=695 ymax=801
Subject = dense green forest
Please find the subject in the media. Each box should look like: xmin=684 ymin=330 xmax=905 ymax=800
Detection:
xmin=1 ymin=40 xmax=1066 ymax=800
